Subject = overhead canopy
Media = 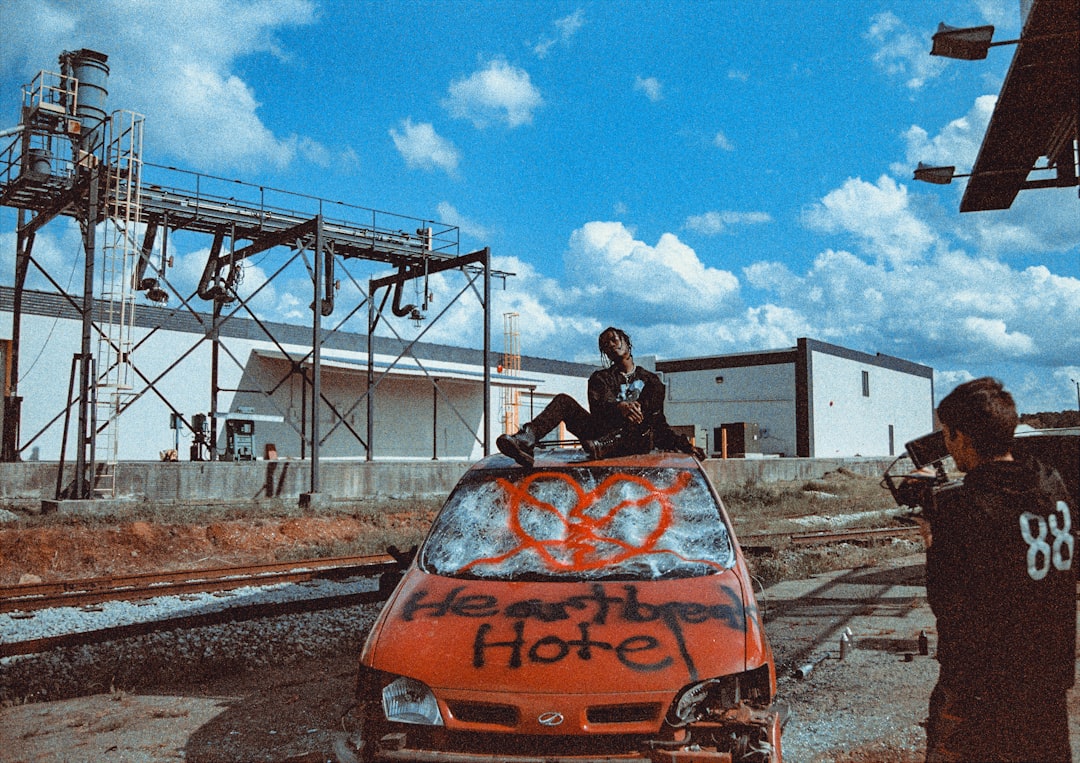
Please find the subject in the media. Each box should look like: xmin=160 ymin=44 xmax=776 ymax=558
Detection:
xmin=960 ymin=0 xmax=1079 ymax=212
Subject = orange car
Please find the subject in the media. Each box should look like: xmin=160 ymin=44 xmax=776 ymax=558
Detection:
xmin=355 ymin=450 xmax=784 ymax=762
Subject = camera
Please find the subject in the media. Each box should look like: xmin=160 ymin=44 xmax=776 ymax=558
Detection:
xmin=881 ymin=430 xmax=959 ymax=518
xmin=905 ymin=430 xmax=949 ymax=469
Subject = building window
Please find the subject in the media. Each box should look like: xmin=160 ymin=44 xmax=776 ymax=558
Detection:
xmin=861 ymin=370 xmax=870 ymax=397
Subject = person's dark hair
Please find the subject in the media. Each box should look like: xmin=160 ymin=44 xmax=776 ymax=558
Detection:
xmin=936 ymin=377 xmax=1017 ymax=458
xmin=598 ymin=326 xmax=632 ymax=366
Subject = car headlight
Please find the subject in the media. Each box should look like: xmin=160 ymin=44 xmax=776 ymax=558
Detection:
xmin=667 ymin=664 xmax=773 ymax=727
xmin=382 ymin=676 xmax=444 ymax=726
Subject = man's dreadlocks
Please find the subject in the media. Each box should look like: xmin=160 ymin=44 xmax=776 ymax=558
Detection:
xmin=598 ymin=326 xmax=632 ymax=367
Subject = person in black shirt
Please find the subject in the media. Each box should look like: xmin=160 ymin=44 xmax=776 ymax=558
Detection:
xmin=496 ymin=326 xmax=703 ymax=467
xmin=914 ymin=378 xmax=1075 ymax=762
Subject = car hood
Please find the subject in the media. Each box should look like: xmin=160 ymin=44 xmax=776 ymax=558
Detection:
xmin=362 ymin=567 xmax=760 ymax=694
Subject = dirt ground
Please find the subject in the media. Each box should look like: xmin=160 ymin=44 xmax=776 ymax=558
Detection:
xmin=0 ymin=515 xmax=397 ymax=585
xmin=3 ymin=518 xmax=1080 ymax=762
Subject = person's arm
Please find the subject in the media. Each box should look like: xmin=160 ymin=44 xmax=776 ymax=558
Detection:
xmin=924 ymin=485 xmax=967 ymax=618
xmin=588 ymin=370 xmax=623 ymax=424
xmin=589 ymin=370 xmax=647 ymax=427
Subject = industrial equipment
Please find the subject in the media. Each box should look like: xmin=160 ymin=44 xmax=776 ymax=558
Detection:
xmin=224 ymin=419 xmax=255 ymax=461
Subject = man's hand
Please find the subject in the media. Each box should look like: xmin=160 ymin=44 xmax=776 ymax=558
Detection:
xmin=894 ymin=466 xmax=937 ymax=509
xmin=617 ymin=400 xmax=644 ymax=424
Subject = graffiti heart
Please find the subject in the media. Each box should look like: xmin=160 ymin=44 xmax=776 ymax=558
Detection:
xmin=460 ymin=469 xmax=722 ymax=574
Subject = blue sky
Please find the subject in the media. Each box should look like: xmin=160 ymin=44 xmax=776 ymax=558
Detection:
xmin=1 ymin=0 xmax=1078 ymax=414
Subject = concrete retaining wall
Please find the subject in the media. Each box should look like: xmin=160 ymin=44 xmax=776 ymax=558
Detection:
xmin=0 ymin=455 xmax=900 ymax=510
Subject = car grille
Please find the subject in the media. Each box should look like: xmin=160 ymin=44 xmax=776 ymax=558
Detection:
xmin=445 ymin=700 xmax=663 ymax=730
xmin=587 ymin=703 xmax=662 ymax=725
xmin=446 ymin=701 xmax=519 ymax=728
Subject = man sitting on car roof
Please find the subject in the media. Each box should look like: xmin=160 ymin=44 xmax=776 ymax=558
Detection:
xmin=497 ymin=326 xmax=704 ymax=467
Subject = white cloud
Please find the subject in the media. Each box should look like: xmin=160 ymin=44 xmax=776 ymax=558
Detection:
xmin=897 ymin=95 xmax=995 ymax=173
xmin=0 ymin=0 xmax=323 ymax=173
xmin=965 ymin=187 xmax=1080 ymax=255
xmin=634 ymin=76 xmax=663 ymax=102
xmin=561 ymin=222 xmax=739 ymax=323
xmin=960 ymin=316 xmax=1035 ymax=355
xmin=713 ymin=131 xmax=734 ymax=151
xmin=803 ymin=175 xmax=938 ymax=266
xmin=743 ymin=261 xmax=798 ymax=292
xmin=864 ymin=11 xmax=947 ymax=90
xmin=685 ymin=210 xmax=771 ymax=236
xmin=381 ymin=254 xmax=597 ymax=359
xmin=0 ymin=220 xmax=85 ymax=293
xmin=390 ymin=119 xmax=460 ymax=174
xmin=742 ymin=245 xmax=1080 ymax=375
xmin=436 ymin=202 xmax=490 ymax=240
xmin=444 ymin=59 xmax=542 ymax=128
xmin=532 ymin=9 xmax=585 ymax=57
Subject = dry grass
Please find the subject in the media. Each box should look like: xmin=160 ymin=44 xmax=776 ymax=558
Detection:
xmin=6 ymin=469 xmax=920 ymax=588
xmin=718 ymin=468 xmax=923 ymax=588
xmin=719 ymin=467 xmax=899 ymax=533
xmin=15 ymin=495 xmax=444 ymax=528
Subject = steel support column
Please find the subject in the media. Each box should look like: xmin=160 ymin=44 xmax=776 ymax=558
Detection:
xmin=309 ymin=214 xmax=323 ymax=494
xmin=74 ymin=166 xmax=100 ymax=497
xmin=482 ymin=247 xmax=491 ymax=456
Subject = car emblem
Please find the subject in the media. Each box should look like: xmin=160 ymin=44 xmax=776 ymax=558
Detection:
xmin=538 ymin=711 xmax=564 ymax=726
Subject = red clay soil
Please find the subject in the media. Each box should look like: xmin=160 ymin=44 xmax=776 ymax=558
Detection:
xmin=0 ymin=516 xmax=389 ymax=585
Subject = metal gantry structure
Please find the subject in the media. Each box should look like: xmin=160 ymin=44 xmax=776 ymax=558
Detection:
xmin=0 ymin=49 xmax=505 ymax=501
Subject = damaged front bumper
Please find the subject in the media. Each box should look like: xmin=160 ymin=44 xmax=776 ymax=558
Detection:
xmin=360 ymin=702 xmax=787 ymax=763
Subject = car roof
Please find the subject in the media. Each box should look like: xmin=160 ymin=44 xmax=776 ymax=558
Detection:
xmin=473 ymin=448 xmax=703 ymax=474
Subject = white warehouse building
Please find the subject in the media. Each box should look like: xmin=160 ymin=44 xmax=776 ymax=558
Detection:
xmin=656 ymin=338 xmax=935 ymax=459
xmin=0 ymin=288 xmax=934 ymax=464
xmin=0 ymin=287 xmax=594 ymax=463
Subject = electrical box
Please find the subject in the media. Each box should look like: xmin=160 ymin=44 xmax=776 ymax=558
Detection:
xmin=224 ymin=419 xmax=255 ymax=461
xmin=713 ymin=422 xmax=761 ymax=458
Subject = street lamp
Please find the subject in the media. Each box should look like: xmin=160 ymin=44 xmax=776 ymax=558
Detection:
xmin=1072 ymin=378 xmax=1080 ymax=413
xmin=914 ymin=163 xmax=964 ymax=185
xmin=931 ymin=23 xmax=997 ymax=60
xmin=912 ymin=161 xmax=1061 ymax=186
xmin=930 ymin=22 xmax=1076 ymax=60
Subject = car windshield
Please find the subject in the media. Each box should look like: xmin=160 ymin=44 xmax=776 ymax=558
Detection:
xmin=420 ymin=465 xmax=736 ymax=581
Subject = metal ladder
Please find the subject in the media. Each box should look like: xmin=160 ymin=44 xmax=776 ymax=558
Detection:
xmin=93 ymin=109 xmax=143 ymax=497
xmin=500 ymin=312 xmax=521 ymax=435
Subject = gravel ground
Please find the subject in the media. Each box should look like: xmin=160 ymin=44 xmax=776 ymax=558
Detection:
xmin=1 ymin=576 xmax=381 ymax=704
xmin=4 ymin=555 xmax=1080 ymax=762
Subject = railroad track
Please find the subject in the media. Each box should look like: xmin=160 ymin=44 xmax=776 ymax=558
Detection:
xmin=0 ymin=553 xmax=400 ymax=614
xmin=739 ymin=523 xmax=922 ymax=552
xmin=1 ymin=528 xmax=920 ymax=659
xmin=0 ymin=554 xmax=405 ymax=658
xmin=1 ymin=525 xmax=920 ymax=614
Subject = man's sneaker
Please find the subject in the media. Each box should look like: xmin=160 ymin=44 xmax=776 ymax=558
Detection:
xmin=496 ymin=426 xmax=537 ymax=467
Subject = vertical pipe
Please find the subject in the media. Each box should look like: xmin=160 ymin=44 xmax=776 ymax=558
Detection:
xmin=432 ymin=379 xmax=438 ymax=460
xmin=300 ymin=368 xmax=307 ymax=460
xmin=75 ymin=164 xmax=100 ymax=498
xmin=210 ymin=299 xmax=221 ymax=461
xmin=310 ymin=215 xmax=322 ymax=493
xmin=57 ymin=354 xmax=79 ymax=499
xmin=482 ymin=248 xmax=491 ymax=456
xmin=366 ymin=281 xmax=375 ymax=461
xmin=3 ymin=210 xmax=30 ymax=461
